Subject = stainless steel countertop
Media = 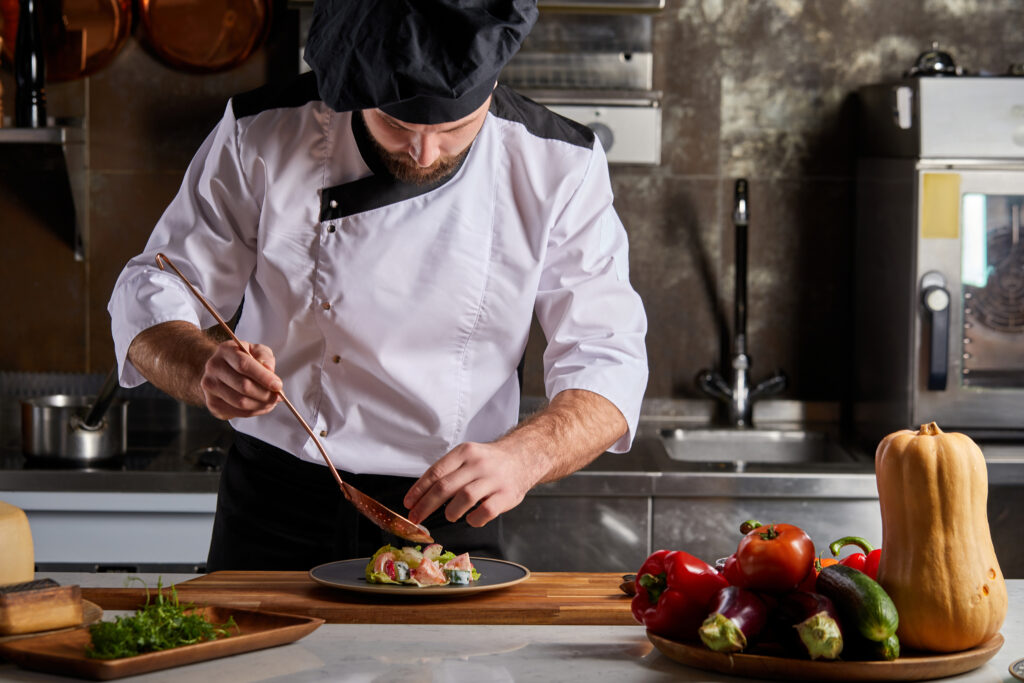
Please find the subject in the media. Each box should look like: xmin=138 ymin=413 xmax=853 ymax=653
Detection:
xmin=0 ymin=428 xmax=885 ymax=497
xmin=2 ymin=396 xmax=1023 ymax=494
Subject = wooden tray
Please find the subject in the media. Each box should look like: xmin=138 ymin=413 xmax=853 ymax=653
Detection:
xmin=0 ymin=606 xmax=323 ymax=680
xmin=648 ymin=631 xmax=1005 ymax=682
xmin=0 ymin=600 xmax=102 ymax=644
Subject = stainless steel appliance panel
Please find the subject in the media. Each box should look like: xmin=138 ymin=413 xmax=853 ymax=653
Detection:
xmin=914 ymin=166 xmax=1024 ymax=429
xmin=853 ymin=157 xmax=918 ymax=443
xmin=855 ymin=78 xmax=1024 ymax=443
xmin=500 ymin=495 xmax=649 ymax=572
xmin=652 ymin=498 xmax=883 ymax=566
xmin=859 ymin=79 xmax=1024 ymax=159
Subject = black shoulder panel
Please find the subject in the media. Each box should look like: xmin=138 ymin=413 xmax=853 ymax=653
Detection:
xmin=489 ymin=85 xmax=594 ymax=150
xmin=231 ymin=71 xmax=322 ymax=121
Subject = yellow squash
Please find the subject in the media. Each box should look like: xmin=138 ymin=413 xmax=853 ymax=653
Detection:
xmin=875 ymin=422 xmax=1007 ymax=652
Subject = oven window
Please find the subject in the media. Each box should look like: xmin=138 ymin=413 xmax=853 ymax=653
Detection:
xmin=961 ymin=193 xmax=1024 ymax=388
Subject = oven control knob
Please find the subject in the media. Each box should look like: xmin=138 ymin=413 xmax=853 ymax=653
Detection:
xmin=921 ymin=272 xmax=950 ymax=391
xmin=587 ymin=122 xmax=614 ymax=154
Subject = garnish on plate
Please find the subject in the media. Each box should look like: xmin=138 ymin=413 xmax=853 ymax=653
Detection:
xmin=365 ymin=544 xmax=480 ymax=587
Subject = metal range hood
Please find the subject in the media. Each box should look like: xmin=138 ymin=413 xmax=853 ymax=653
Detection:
xmin=499 ymin=8 xmax=662 ymax=165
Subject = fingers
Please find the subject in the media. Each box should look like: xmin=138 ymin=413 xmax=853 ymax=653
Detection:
xmin=404 ymin=449 xmax=475 ymax=524
xmin=405 ymin=443 xmax=527 ymax=527
xmin=201 ymin=341 xmax=283 ymax=419
xmin=224 ymin=343 xmax=282 ymax=393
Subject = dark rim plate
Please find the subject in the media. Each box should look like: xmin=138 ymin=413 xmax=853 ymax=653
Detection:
xmin=309 ymin=557 xmax=530 ymax=597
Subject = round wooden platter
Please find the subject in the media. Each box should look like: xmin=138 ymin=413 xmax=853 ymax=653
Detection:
xmin=648 ymin=631 xmax=1005 ymax=682
xmin=0 ymin=600 xmax=102 ymax=644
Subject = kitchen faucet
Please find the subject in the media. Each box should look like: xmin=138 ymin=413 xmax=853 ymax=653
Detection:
xmin=696 ymin=179 xmax=787 ymax=427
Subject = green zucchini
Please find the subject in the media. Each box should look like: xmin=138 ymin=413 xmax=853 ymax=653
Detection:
xmin=845 ymin=632 xmax=900 ymax=661
xmin=815 ymin=563 xmax=899 ymax=643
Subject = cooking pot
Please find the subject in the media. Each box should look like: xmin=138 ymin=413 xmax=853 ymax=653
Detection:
xmin=20 ymin=368 xmax=127 ymax=462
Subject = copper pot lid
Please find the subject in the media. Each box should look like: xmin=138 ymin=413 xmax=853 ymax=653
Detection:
xmin=0 ymin=0 xmax=131 ymax=82
xmin=138 ymin=0 xmax=270 ymax=73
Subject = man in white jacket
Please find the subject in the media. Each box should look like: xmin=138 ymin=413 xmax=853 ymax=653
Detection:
xmin=109 ymin=0 xmax=648 ymax=569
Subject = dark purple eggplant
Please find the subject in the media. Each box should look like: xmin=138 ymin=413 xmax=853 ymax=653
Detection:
xmin=698 ymin=586 xmax=768 ymax=653
xmin=775 ymin=591 xmax=844 ymax=660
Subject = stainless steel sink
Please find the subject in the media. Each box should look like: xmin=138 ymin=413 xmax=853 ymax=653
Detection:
xmin=659 ymin=428 xmax=853 ymax=464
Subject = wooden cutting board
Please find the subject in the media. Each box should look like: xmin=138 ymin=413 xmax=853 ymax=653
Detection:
xmin=81 ymin=572 xmax=637 ymax=626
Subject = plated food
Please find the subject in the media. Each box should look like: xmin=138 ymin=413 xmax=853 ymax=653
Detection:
xmin=366 ymin=544 xmax=480 ymax=587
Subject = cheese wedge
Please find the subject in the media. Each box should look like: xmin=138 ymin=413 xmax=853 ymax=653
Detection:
xmin=0 ymin=579 xmax=83 ymax=635
xmin=0 ymin=500 xmax=34 ymax=585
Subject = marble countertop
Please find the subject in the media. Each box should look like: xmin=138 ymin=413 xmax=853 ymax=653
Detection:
xmin=0 ymin=573 xmax=1019 ymax=682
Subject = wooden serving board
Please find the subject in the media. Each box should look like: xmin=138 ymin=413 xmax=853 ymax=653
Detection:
xmin=648 ymin=632 xmax=1006 ymax=682
xmin=0 ymin=606 xmax=323 ymax=680
xmin=81 ymin=571 xmax=636 ymax=626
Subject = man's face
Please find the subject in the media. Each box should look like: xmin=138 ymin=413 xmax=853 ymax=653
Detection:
xmin=362 ymin=95 xmax=492 ymax=185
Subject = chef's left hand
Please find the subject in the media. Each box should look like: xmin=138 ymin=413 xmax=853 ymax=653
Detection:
xmin=403 ymin=440 xmax=543 ymax=527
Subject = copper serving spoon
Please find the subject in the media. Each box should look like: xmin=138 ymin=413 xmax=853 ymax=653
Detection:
xmin=155 ymin=252 xmax=433 ymax=544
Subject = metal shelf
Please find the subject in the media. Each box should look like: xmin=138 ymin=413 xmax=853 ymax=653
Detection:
xmin=537 ymin=0 xmax=664 ymax=11
xmin=0 ymin=124 xmax=88 ymax=261
xmin=286 ymin=0 xmax=664 ymax=11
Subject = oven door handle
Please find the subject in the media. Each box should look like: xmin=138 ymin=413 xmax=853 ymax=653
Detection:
xmin=921 ymin=273 xmax=950 ymax=391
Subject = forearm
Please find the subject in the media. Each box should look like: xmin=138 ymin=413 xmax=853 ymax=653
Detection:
xmin=501 ymin=388 xmax=627 ymax=485
xmin=126 ymin=321 xmax=220 ymax=407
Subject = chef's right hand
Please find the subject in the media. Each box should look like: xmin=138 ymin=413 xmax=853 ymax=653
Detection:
xmin=201 ymin=340 xmax=283 ymax=420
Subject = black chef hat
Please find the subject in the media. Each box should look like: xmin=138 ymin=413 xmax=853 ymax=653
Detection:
xmin=304 ymin=0 xmax=538 ymax=125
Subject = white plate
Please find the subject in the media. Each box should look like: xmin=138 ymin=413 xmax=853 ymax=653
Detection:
xmin=309 ymin=557 xmax=530 ymax=597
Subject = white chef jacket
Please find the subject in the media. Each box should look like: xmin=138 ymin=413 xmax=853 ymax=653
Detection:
xmin=108 ymin=76 xmax=648 ymax=477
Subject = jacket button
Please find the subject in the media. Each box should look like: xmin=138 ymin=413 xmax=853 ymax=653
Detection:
xmin=321 ymin=301 xmax=331 ymax=310
xmin=332 ymin=355 xmax=341 ymax=363
xmin=328 ymin=224 xmax=336 ymax=233
xmin=319 ymin=429 xmax=327 ymax=437
xmin=329 ymin=199 xmax=338 ymax=209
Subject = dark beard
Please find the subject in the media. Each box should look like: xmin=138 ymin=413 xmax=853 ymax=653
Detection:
xmin=368 ymin=135 xmax=470 ymax=186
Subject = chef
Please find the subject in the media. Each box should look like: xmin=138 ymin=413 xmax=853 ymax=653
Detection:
xmin=108 ymin=0 xmax=648 ymax=570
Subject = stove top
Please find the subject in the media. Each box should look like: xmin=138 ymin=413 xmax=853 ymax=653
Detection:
xmin=0 ymin=423 xmax=232 ymax=475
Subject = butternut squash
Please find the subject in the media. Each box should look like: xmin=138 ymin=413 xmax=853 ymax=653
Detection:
xmin=875 ymin=422 xmax=1007 ymax=652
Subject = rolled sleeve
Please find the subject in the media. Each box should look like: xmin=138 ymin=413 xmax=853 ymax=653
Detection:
xmin=534 ymin=143 xmax=649 ymax=452
xmin=107 ymin=100 xmax=259 ymax=387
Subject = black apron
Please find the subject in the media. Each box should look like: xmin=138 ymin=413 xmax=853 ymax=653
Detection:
xmin=206 ymin=431 xmax=506 ymax=571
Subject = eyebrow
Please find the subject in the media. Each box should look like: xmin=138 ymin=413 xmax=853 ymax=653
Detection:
xmin=381 ymin=114 xmax=477 ymax=134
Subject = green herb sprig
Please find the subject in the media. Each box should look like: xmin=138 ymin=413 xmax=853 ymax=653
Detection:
xmin=86 ymin=577 xmax=238 ymax=659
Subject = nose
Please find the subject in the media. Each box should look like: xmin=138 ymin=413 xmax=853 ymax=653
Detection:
xmin=408 ymin=132 xmax=441 ymax=167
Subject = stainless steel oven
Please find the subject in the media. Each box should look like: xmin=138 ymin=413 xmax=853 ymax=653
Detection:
xmin=853 ymin=77 xmax=1024 ymax=444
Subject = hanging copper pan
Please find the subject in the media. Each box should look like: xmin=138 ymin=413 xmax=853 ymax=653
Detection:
xmin=0 ymin=0 xmax=132 ymax=82
xmin=137 ymin=0 xmax=270 ymax=73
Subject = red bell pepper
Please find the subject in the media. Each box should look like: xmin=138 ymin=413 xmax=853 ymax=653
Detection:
xmin=631 ymin=550 xmax=729 ymax=641
xmin=828 ymin=536 xmax=882 ymax=580
xmin=719 ymin=553 xmax=744 ymax=586
xmin=796 ymin=555 xmax=839 ymax=592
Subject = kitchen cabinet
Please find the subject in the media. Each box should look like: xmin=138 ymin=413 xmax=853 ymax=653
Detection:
xmin=0 ymin=491 xmax=216 ymax=573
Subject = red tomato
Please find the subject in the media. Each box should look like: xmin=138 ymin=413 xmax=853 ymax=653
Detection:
xmin=734 ymin=523 xmax=815 ymax=593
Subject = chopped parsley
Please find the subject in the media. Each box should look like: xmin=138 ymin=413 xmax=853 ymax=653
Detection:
xmin=86 ymin=578 xmax=238 ymax=659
